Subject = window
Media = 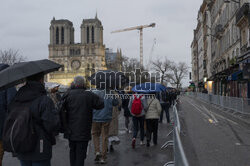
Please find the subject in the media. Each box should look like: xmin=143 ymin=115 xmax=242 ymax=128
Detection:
xmin=70 ymin=49 xmax=81 ymax=55
xmin=87 ymin=26 xmax=89 ymax=43
xmin=61 ymin=27 xmax=64 ymax=44
xmin=77 ymin=49 xmax=81 ymax=55
xmin=92 ymin=26 xmax=95 ymax=43
xmin=56 ymin=27 xmax=59 ymax=44
xmin=87 ymin=64 xmax=90 ymax=70
xmin=236 ymin=48 xmax=239 ymax=58
xmin=92 ymin=63 xmax=95 ymax=69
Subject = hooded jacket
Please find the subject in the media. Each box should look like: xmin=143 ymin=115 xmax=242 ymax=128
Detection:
xmin=10 ymin=81 xmax=60 ymax=161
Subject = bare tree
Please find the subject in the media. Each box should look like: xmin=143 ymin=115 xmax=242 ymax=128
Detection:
xmin=151 ymin=58 xmax=173 ymax=84
xmin=121 ymin=55 xmax=140 ymax=72
xmin=168 ymin=62 xmax=189 ymax=89
xmin=0 ymin=49 xmax=26 ymax=65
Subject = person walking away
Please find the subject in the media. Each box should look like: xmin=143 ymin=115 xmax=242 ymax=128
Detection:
xmin=108 ymin=92 xmax=122 ymax=152
xmin=2 ymin=73 xmax=60 ymax=166
xmin=159 ymin=91 xmax=171 ymax=123
xmin=122 ymin=86 xmax=133 ymax=133
xmin=48 ymin=85 xmax=61 ymax=109
xmin=170 ymin=90 xmax=175 ymax=106
xmin=145 ymin=94 xmax=162 ymax=147
xmin=60 ymin=76 xmax=104 ymax=166
xmin=128 ymin=93 xmax=147 ymax=149
xmin=0 ymin=64 xmax=17 ymax=166
xmin=92 ymin=89 xmax=119 ymax=164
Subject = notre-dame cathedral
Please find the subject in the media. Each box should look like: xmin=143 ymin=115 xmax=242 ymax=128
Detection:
xmin=48 ymin=15 xmax=122 ymax=86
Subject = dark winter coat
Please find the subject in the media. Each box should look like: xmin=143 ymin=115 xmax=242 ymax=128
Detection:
xmin=122 ymin=96 xmax=131 ymax=117
xmin=9 ymin=81 xmax=60 ymax=161
xmin=0 ymin=88 xmax=16 ymax=140
xmin=61 ymin=88 xmax=104 ymax=141
xmin=0 ymin=64 xmax=17 ymax=141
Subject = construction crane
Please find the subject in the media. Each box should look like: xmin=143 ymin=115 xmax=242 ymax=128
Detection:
xmin=111 ymin=23 xmax=156 ymax=68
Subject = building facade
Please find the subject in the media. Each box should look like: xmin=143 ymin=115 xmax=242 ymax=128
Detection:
xmin=210 ymin=0 xmax=241 ymax=96
xmin=191 ymin=31 xmax=199 ymax=89
xmin=191 ymin=0 xmax=250 ymax=98
xmin=48 ymin=16 xmax=107 ymax=86
xmin=236 ymin=1 xmax=250 ymax=98
xmin=105 ymin=48 xmax=122 ymax=71
xmin=191 ymin=1 xmax=213 ymax=92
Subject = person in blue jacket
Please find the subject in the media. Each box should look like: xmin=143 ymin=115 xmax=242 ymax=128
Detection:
xmin=92 ymin=87 xmax=119 ymax=164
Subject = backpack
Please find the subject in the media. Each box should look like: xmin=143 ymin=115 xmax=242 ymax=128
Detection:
xmin=2 ymin=101 xmax=38 ymax=153
xmin=131 ymin=95 xmax=143 ymax=115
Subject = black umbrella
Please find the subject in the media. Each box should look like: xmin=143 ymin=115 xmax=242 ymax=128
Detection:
xmin=0 ymin=59 xmax=61 ymax=90
xmin=88 ymin=70 xmax=127 ymax=89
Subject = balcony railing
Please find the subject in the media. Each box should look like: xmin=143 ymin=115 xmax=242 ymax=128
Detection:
xmin=236 ymin=3 xmax=249 ymax=25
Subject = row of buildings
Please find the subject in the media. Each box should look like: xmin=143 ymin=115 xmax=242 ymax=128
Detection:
xmin=47 ymin=15 xmax=122 ymax=86
xmin=191 ymin=0 xmax=250 ymax=98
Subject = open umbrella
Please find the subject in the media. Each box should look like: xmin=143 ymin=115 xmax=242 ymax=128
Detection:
xmin=0 ymin=59 xmax=61 ymax=90
xmin=132 ymin=83 xmax=166 ymax=93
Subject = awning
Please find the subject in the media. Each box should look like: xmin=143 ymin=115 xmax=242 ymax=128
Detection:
xmin=227 ymin=70 xmax=242 ymax=81
xmin=242 ymin=58 xmax=250 ymax=64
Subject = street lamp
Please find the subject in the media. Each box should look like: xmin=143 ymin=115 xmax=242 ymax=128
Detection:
xmin=204 ymin=77 xmax=207 ymax=83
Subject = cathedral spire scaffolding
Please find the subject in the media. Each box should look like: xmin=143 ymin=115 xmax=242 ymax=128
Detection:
xmin=95 ymin=11 xmax=98 ymax=19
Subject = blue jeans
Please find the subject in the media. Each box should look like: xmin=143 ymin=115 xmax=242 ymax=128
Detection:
xmin=132 ymin=116 xmax=145 ymax=141
xmin=20 ymin=160 xmax=51 ymax=166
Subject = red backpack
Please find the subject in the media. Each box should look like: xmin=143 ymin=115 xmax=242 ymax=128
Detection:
xmin=131 ymin=95 xmax=143 ymax=115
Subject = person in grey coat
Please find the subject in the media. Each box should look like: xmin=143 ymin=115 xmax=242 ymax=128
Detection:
xmin=61 ymin=76 xmax=104 ymax=166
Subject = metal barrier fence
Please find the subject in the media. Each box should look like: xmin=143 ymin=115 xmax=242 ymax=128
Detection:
xmin=161 ymin=103 xmax=189 ymax=166
xmin=187 ymin=92 xmax=250 ymax=114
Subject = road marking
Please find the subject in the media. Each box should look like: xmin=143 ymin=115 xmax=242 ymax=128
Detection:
xmin=190 ymin=101 xmax=218 ymax=124
xmin=209 ymin=119 xmax=214 ymax=123
xmin=186 ymin=100 xmax=212 ymax=122
xmin=211 ymin=111 xmax=239 ymax=126
xmin=189 ymin=97 xmax=239 ymax=126
xmin=202 ymin=105 xmax=219 ymax=123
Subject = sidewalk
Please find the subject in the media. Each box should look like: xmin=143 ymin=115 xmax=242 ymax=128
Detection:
xmin=3 ymin=111 xmax=174 ymax=166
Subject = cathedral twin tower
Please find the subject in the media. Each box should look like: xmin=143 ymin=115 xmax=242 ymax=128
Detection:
xmin=48 ymin=15 xmax=107 ymax=86
xmin=49 ymin=15 xmax=103 ymax=45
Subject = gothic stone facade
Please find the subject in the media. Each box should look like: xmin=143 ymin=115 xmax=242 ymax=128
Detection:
xmin=48 ymin=16 xmax=107 ymax=86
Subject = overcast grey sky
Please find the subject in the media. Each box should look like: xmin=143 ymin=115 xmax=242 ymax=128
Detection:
xmin=0 ymin=0 xmax=202 ymax=86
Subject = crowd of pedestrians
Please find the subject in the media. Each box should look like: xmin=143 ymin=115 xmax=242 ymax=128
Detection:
xmin=0 ymin=64 xmax=179 ymax=166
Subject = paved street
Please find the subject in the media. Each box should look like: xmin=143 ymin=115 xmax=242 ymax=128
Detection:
xmin=3 ymin=95 xmax=250 ymax=166
xmin=179 ymin=95 xmax=250 ymax=166
xmin=3 ymin=112 xmax=173 ymax=166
